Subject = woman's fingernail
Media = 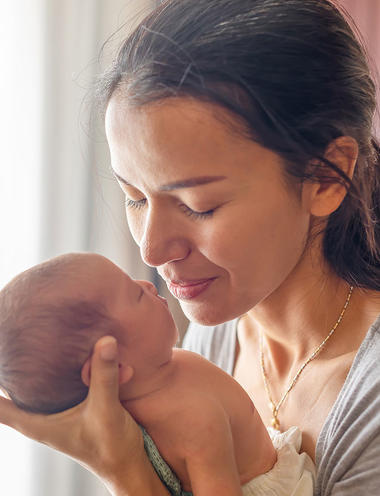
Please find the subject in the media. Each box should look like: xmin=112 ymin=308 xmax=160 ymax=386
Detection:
xmin=100 ymin=337 xmax=117 ymax=361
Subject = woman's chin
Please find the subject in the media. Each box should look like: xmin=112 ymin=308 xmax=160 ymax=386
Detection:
xmin=179 ymin=299 xmax=242 ymax=327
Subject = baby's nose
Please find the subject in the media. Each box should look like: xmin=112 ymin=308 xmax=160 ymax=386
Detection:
xmin=136 ymin=280 xmax=158 ymax=296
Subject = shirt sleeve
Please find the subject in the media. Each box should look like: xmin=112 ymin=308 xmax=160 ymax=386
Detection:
xmin=315 ymin=319 xmax=380 ymax=496
xmin=330 ymin=431 xmax=380 ymax=495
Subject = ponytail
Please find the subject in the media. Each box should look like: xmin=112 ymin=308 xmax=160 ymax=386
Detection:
xmin=323 ymin=137 xmax=380 ymax=290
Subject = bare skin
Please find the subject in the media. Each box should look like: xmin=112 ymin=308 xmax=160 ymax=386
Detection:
xmin=121 ymin=349 xmax=276 ymax=495
xmin=0 ymin=336 xmax=171 ymax=496
xmin=105 ymin=96 xmax=380 ymax=463
xmin=234 ymin=286 xmax=380 ymax=461
xmin=1 ymin=252 xmax=276 ymax=496
xmin=0 ymin=95 xmax=379 ymax=494
xmin=76 ymin=253 xmax=277 ymax=495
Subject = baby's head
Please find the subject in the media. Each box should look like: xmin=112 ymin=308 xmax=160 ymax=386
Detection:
xmin=0 ymin=253 xmax=178 ymax=414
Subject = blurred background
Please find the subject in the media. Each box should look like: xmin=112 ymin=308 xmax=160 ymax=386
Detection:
xmin=0 ymin=1 xmax=379 ymax=495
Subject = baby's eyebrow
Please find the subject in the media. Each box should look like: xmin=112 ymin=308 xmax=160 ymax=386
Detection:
xmin=113 ymin=170 xmax=226 ymax=191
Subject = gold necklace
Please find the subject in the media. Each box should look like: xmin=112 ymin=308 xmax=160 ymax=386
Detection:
xmin=259 ymin=286 xmax=354 ymax=431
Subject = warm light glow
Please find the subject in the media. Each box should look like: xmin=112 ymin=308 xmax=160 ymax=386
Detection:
xmin=0 ymin=2 xmax=43 ymax=290
xmin=0 ymin=2 xmax=44 ymax=493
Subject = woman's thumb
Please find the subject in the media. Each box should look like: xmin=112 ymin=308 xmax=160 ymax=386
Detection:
xmin=99 ymin=336 xmax=118 ymax=361
xmin=88 ymin=336 xmax=120 ymax=404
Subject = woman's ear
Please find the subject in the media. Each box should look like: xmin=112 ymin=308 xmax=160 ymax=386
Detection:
xmin=307 ymin=136 xmax=358 ymax=217
xmin=80 ymin=356 xmax=134 ymax=387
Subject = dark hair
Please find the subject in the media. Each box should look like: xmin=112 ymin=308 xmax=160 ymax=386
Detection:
xmin=0 ymin=255 xmax=120 ymax=414
xmin=98 ymin=0 xmax=380 ymax=290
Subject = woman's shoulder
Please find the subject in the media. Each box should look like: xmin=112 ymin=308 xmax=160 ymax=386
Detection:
xmin=181 ymin=319 xmax=238 ymax=374
xmin=335 ymin=312 xmax=380 ymax=403
xmin=315 ymin=313 xmax=380 ymax=495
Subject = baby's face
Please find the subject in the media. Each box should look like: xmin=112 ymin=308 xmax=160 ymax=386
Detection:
xmin=78 ymin=255 xmax=179 ymax=369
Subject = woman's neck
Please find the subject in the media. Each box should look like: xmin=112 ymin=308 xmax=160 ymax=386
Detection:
xmin=244 ymin=249 xmax=354 ymax=375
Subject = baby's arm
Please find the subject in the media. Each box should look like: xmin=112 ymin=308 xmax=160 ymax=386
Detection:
xmin=182 ymin=401 xmax=243 ymax=496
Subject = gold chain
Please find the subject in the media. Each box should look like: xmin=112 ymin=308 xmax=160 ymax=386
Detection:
xmin=259 ymin=286 xmax=354 ymax=431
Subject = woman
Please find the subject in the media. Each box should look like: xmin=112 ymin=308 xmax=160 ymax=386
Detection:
xmin=1 ymin=0 xmax=379 ymax=494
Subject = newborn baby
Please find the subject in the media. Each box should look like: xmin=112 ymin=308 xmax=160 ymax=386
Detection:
xmin=0 ymin=253 xmax=315 ymax=496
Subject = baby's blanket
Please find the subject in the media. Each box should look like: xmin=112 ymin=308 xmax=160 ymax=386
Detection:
xmin=140 ymin=425 xmax=192 ymax=496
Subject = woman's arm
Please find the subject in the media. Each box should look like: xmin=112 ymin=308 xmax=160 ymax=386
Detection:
xmin=0 ymin=336 xmax=170 ymax=496
xmin=106 ymin=450 xmax=172 ymax=496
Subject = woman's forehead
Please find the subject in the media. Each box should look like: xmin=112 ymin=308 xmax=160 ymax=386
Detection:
xmin=105 ymin=95 xmax=254 ymax=152
xmin=105 ymin=96 xmax=280 ymax=187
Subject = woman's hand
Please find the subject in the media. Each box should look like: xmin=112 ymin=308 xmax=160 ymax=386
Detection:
xmin=0 ymin=336 xmax=169 ymax=495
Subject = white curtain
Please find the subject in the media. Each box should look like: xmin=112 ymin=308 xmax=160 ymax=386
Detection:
xmin=1 ymin=2 xmax=45 ymax=494
xmin=0 ymin=1 xmax=161 ymax=495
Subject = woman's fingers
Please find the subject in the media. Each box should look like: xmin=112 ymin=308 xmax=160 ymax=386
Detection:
xmin=0 ymin=396 xmax=54 ymax=444
xmin=0 ymin=396 xmax=42 ymax=439
xmin=0 ymin=335 xmax=147 ymax=486
xmin=0 ymin=396 xmax=21 ymax=429
xmin=84 ymin=336 xmax=143 ymax=474
xmin=0 ymin=336 xmax=124 ymax=449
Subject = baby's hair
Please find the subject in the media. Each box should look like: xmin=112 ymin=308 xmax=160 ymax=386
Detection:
xmin=0 ymin=254 xmax=122 ymax=414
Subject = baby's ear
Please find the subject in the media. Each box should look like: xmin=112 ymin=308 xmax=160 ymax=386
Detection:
xmin=118 ymin=362 xmax=134 ymax=385
xmin=80 ymin=356 xmax=134 ymax=387
xmin=81 ymin=358 xmax=91 ymax=387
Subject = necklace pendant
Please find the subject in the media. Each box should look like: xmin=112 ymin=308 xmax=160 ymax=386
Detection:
xmin=260 ymin=286 xmax=353 ymax=437
xmin=271 ymin=417 xmax=280 ymax=430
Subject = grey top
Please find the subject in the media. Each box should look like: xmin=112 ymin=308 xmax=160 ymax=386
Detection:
xmin=182 ymin=313 xmax=380 ymax=496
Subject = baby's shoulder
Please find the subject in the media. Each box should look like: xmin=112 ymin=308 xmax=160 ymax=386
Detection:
xmin=172 ymin=347 xmax=211 ymax=364
xmin=171 ymin=348 xmax=255 ymax=420
xmin=165 ymin=350 xmax=229 ymax=411
xmin=172 ymin=348 xmax=234 ymax=382
xmin=166 ymin=385 xmax=234 ymax=456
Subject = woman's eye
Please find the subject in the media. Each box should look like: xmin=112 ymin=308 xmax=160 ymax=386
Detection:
xmin=124 ymin=198 xmax=147 ymax=210
xmin=179 ymin=204 xmax=215 ymax=220
xmin=124 ymin=197 xmax=215 ymax=219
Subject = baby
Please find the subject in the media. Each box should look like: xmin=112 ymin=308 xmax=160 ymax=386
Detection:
xmin=0 ymin=253 xmax=315 ymax=496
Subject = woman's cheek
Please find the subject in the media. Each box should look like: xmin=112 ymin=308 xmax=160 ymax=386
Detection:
xmin=196 ymin=218 xmax=237 ymax=265
xmin=125 ymin=209 xmax=144 ymax=246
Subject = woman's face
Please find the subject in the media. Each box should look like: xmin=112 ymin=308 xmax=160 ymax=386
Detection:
xmin=105 ymin=97 xmax=312 ymax=325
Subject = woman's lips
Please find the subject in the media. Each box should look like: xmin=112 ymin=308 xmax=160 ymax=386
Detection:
xmin=167 ymin=278 xmax=216 ymax=300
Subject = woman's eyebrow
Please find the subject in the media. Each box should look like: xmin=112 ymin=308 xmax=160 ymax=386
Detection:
xmin=113 ymin=171 xmax=226 ymax=191
xmin=160 ymin=176 xmax=227 ymax=191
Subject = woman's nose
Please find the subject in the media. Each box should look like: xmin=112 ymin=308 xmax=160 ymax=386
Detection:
xmin=139 ymin=208 xmax=190 ymax=267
